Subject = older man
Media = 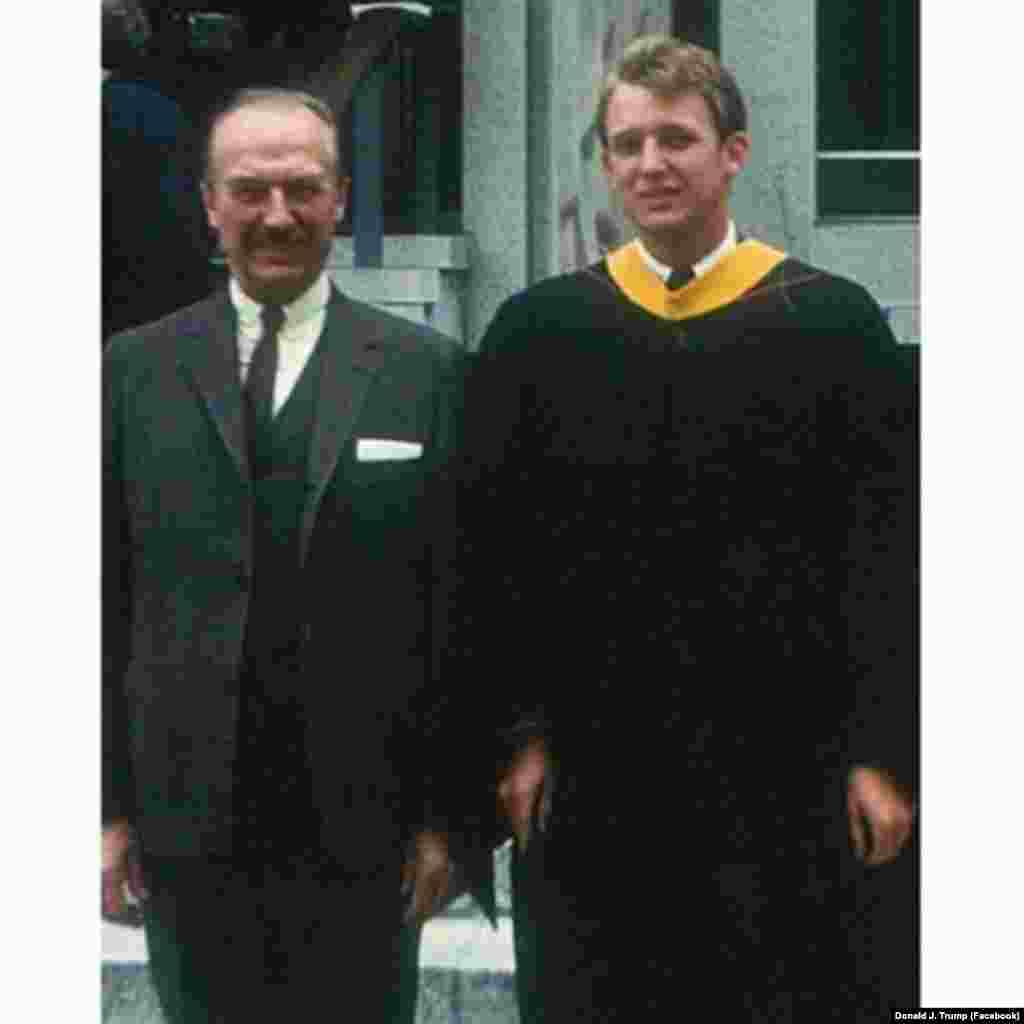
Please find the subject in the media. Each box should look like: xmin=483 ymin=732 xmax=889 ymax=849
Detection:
xmin=103 ymin=88 xmax=467 ymax=1022
xmin=466 ymin=35 xmax=917 ymax=1021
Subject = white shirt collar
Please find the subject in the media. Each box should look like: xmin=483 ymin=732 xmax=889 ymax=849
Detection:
xmin=229 ymin=273 xmax=330 ymax=330
xmin=637 ymin=221 xmax=738 ymax=283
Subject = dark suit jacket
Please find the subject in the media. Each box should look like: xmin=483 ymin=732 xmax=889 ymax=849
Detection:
xmin=103 ymin=284 xmax=470 ymax=879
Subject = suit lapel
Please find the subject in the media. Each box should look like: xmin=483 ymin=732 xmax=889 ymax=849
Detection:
xmin=300 ymin=286 xmax=390 ymax=564
xmin=176 ymin=292 xmax=249 ymax=483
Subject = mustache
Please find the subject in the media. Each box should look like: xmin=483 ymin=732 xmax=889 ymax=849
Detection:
xmin=247 ymin=227 xmax=309 ymax=246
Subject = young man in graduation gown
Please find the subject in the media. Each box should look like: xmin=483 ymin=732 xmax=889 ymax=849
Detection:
xmin=102 ymin=88 xmax=472 ymax=1022
xmin=465 ymin=35 xmax=918 ymax=1021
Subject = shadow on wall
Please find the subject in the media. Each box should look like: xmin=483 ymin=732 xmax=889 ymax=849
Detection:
xmin=558 ymin=3 xmax=667 ymax=272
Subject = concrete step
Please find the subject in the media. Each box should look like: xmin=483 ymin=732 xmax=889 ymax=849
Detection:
xmin=103 ymin=875 xmax=519 ymax=1022
xmin=101 ymin=846 xmax=518 ymax=1021
xmin=102 ymin=963 xmax=519 ymax=1024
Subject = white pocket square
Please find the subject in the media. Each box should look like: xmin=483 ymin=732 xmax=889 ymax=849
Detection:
xmin=356 ymin=438 xmax=424 ymax=462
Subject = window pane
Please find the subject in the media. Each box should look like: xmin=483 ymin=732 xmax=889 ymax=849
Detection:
xmin=817 ymin=0 xmax=919 ymax=152
xmin=817 ymin=158 xmax=919 ymax=219
xmin=673 ymin=0 xmax=719 ymax=53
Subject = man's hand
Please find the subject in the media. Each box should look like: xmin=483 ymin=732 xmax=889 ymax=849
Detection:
xmin=847 ymin=765 xmax=915 ymax=866
xmin=497 ymin=737 xmax=551 ymax=853
xmin=402 ymin=830 xmax=455 ymax=925
xmin=102 ymin=821 xmax=147 ymax=923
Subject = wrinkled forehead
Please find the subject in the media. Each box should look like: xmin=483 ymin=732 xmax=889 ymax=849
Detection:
xmin=208 ymin=103 xmax=337 ymax=182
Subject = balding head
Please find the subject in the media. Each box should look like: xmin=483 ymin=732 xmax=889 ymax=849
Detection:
xmin=203 ymin=88 xmax=344 ymax=187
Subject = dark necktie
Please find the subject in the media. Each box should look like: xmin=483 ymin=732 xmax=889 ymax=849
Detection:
xmin=245 ymin=304 xmax=285 ymax=432
xmin=666 ymin=267 xmax=695 ymax=291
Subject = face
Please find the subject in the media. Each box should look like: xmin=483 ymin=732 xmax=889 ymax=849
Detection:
xmin=601 ymin=84 xmax=749 ymax=257
xmin=203 ymin=103 xmax=348 ymax=305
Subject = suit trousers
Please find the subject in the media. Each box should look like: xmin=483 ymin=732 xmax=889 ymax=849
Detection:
xmin=142 ymin=851 xmax=421 ymax=1024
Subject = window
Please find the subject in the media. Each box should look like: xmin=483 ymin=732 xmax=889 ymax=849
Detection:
xmin=339 ymin=4 xmax=463 ymax=238
xmin=673 ymin=0 xmax=718 ymax=53
xmin=816 ymin=0 xmax=919 ymax=218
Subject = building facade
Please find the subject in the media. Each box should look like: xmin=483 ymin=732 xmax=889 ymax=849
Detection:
xmin=109 ymin=1 xmax=917 ymax=348
xmin=462 ymin=0 xmax=918 ymax=347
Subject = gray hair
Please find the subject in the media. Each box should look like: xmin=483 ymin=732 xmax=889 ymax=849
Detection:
xmin=202 ymin=88 xmax=344 ymax=183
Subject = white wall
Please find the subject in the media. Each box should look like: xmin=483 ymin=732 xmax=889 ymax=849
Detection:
xmin=722 ymin=0 xmax=920 ymax=342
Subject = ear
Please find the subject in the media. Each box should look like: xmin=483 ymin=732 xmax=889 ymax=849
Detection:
xmin=600 ymin=145 xmax=616 ymax=187
xmin=201 ymin=182 xmax=220 ymax=231
xmin=335 ymin=177 xmax=351 ymax=222
xmin=721 ymin=131 xmax=751 ymax=178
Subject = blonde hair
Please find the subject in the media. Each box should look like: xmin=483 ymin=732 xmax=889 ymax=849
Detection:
xmin=596 ymin=35 xmax=747 ymax=146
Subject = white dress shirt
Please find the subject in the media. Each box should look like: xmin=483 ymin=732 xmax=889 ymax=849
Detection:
xmin=637 ymin=220 xmax=738 ymax=284
xmin=230 ymin=273 xmax=330 ymax=416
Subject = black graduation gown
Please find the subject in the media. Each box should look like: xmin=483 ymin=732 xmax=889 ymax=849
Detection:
xmin=464 ymin=240 xmax=918 ymax=1020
